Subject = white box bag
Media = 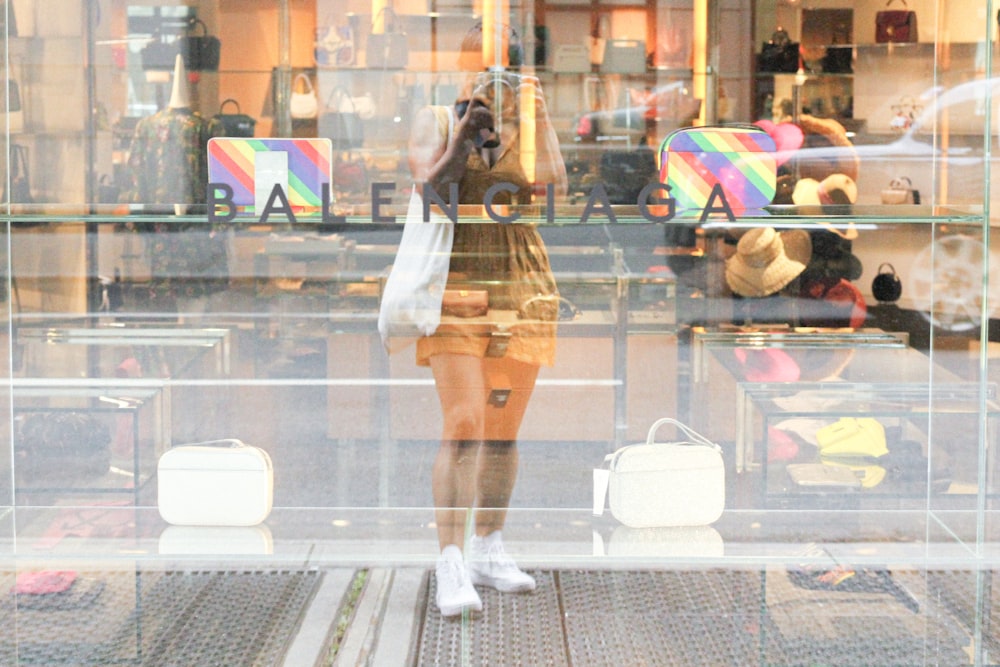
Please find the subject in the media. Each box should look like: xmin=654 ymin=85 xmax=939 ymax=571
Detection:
xmin=157 ymin=439 xmax=273 ymax=527
xmin=594 ymin=418 xmax=725 ymax=528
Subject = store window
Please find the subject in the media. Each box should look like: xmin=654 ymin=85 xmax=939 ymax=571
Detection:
xmin=1 ymin=5 xmax=1000 ymax=657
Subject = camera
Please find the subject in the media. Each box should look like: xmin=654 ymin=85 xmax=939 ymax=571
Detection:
xmin=454 ymin=99 xmax=499 ymax=149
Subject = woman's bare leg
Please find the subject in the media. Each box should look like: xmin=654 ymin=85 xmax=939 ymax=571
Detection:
xmin=475 ymin=357 xmax=539 ymax=536
xmin=429 ymin=353 xmax=488 ymax=550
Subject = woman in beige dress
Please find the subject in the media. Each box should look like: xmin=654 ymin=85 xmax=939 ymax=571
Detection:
xmin=407 ymin=23 xmax=567 ymax=617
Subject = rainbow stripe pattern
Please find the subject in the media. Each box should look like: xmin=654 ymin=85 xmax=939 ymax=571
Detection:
xmin=207 ymin=138 xmax=333 ymax=215
xmin=658 ymin=126 xmax=777 ymax=212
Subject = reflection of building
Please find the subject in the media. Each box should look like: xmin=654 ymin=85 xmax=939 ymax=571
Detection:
xmin=3 ymin=1 xmax=1000 ymax=663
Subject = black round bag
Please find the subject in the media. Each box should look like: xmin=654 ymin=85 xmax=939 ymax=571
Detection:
xmin=872 ymin=262 xmax=902 ymax=303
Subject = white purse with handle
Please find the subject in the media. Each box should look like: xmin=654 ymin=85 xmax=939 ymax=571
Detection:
xmin=594 ymin=418 xmax=725 ymax=528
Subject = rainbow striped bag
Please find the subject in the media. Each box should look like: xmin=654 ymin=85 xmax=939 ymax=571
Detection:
xmin=658 ymin=125 xmax=777 ymax=213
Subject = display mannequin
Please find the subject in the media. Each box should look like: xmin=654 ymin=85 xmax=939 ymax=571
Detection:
xmin=123 ymin=54 xmax=227 ymax=316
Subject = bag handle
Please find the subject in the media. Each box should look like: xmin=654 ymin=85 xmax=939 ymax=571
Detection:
xmin=186 ymin=18 xmax=210 ymax=37
xmin=601 ymin=417 xmax=719 ymax=468
xmin=325 ymin=86 xmax=356 ymax=111
xmin=372 ymin=6 xmax=400 ymax=32
xmin=174 ymin=438 xmax=248 ymax=449
xmin=293 ymin=73 xmax=315 ymax=93
xmin=220 ymin=98 xmax=241 ymax=114
xmin=877 ymin=262 xmax=897 ymax=276
xmin=644 ymin=417 xmax=719 ymax=450
xmin=886 ymin=0 xmax=907 ymax=6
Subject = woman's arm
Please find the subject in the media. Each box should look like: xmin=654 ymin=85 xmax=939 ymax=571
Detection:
xmin=408 ymin=102 xmax=495 ymax=195
xmin=520 ymin=76 xmax=568 ymax=197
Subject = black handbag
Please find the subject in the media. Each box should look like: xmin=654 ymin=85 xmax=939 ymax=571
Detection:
xmin=599 ymin=147 xmax=657 ymax=205
xmin=318 ymin=89 xmax=365 ymax=149
xmin=213 ymin=99 xmax=257 ymax=138
xmin=821 ymin=46 xmax=853 ymax=73
xmin=872 ymin=263 xmax=903 ymax=303
xmin=366 ymin=8 xmax=408 ymax=69
xmin=97 ymin=175 xmax=121 ymax=204
xmin=5 ymin=144 xmax=45 ymax=226
xmin=140 ymin=32 xmax=178 ymax=71
xmin=757 ymin=28 xmax=799 ymax=73
xmin=1 ymin=0 xmax=17 ymax=37
xmin=179 ymin=18 xmax=221 ymax=71
xmin=3 ymin=144 xmax=32 ymax=204
xmin=1 ymin=77 xmax=23 ymax=132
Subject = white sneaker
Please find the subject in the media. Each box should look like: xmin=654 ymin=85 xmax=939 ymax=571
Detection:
xmin=435 ymin=552 xmax=482 ymax=617
xmin=468 ymin=533 xmax=536 ymax=593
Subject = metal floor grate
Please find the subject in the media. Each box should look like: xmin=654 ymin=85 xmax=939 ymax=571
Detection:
xmin=0 ymin=569 xmax=324 ymax=666
xmin=413 ymin=569 xmax=974 ymax=666
xmin=417 ymin=570 xmax=569 ymax=667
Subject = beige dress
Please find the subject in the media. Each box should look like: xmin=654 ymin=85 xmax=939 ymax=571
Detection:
xmin=415 ymin=122 xmax=558 ymax=367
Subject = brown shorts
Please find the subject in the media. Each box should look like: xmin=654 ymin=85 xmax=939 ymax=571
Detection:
xmin=416 ymin=222 xmax=558 ymax=367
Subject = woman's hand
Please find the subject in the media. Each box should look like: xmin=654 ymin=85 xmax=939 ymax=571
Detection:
xmin=455 ymin=98 xmax=497 ymax=148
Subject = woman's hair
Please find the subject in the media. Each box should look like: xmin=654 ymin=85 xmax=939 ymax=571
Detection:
xmin=458 ymin=21 xmax=523 ymax=69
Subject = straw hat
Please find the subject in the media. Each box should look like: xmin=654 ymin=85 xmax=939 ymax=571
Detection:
xmin=725 ymin=227 xmax=810 ymax=297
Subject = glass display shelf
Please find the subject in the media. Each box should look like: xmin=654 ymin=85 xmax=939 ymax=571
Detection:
xmin=0 ymin=204 xmax=987 ymax=227
xmin=15 ymin=325 xmax=232 ymax=379
xmin=0 ymin=506 xmax=984 ymax=570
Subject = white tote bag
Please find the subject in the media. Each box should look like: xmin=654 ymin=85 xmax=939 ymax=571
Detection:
xmin=377 ymin=107 xmax=456 ymax=353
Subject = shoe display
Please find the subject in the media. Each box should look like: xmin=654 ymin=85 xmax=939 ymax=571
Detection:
xmin=468 ymin=533 xmax=536 ymax=593
xmin=435 ymin=551 xmax=482 ymax=617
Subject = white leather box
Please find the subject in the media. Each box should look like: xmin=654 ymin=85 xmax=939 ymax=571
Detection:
xmin=157 ymin=439 xmax=273 ymax=526
xmin=597 ymin=418 xmax=724 ymax=528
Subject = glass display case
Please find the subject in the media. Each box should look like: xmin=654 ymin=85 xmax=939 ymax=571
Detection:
xmin=742 ymin=381 xmax=1000 ymax=511
xmin=12 ymin=383 xmax=168 ymax=504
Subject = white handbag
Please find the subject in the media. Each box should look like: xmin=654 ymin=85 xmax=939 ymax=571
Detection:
xmin=377 ymin=106 xmax=455 ymax=353
xmin=553 ymin=44 xmax=591 ymax=73
xmin=290 ymin=73 xmax=319 ymax=119
xmin=594 ymin=417 xmax=725 ymax=528
xmin=157 ymin=439 xmax=273 ymax=527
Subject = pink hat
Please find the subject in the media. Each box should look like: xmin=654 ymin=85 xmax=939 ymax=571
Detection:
xmin=733 ymin=347 xmax=801 ymax=382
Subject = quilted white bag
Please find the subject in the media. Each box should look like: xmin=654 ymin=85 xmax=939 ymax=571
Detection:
xmin=158 ymin=439 xmax=273 ymax=527
xmin=594 ymin=418 xmax=725 ymax=528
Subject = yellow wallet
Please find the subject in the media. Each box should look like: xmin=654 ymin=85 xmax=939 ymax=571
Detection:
xmin=815 ymin=417 xmax=888 ymax=458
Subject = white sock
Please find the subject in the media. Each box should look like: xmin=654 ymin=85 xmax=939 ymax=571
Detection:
xmin=440 ymin=544 xmax=463 ymax=562
xmin=478 ymin=530 xmax=502 ymax=547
